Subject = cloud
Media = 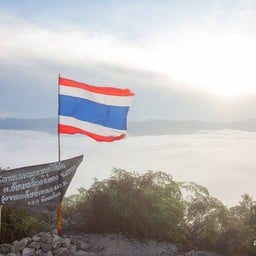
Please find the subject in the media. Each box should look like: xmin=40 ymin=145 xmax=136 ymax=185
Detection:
xmin=0 ymin=12 xmax=147 ymax=75
xmin=1 ymin=130 xmax=256 ymax=207
xmin=1 ymin=4 xmax=256 ymax=121
xmin=1 ymin=5 xmax=256 ymax=97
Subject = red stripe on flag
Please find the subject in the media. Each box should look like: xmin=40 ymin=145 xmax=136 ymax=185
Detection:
xmin=58 ymin=124 xmax=126 ymax=142
xmin=59 ymin=77 xmax=134 ymax=97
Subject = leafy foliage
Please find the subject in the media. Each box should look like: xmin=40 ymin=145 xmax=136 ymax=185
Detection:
xmin=78 ymin=169 xmax=185 ymax=241
xmin=0 ymin=168 xmax=51 ymax=243
xmin=63 ymin=169 xmax=256 ymax=256
xmin=1 ymin=206 xmax=51 ymax=243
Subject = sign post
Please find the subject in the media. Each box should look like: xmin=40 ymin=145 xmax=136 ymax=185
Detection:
xmin=57 ymin=205 xmax=62 ymax=236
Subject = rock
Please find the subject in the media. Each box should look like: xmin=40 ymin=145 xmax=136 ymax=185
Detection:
xmin=64 ymin=238 xmax=71 ymax=248
xmin=52 ymin=235 xmax=65 ymax=249
xmin=21 ymin=247 xmax=35 ymax=256
xmin=32 ymin=235 xmax=41 ymax=242
xmin=7 ymin=252 xmax=21 ymax=256
xmin=0 ymin=243 xmax=12 ymax=254
xmin=69 ymin=244 xmax=77 ymax=254
xmin=28 ymin=241 xmax=41 ymax=250
xmin=53 ymin=246 xmax=70 ymax=256
xmin=186 ymin=251 xmax=221 ymax=256
xmin=73 ymin=251 xmax=95 ymax=256
xmin=39 ymin=233 xmax=52 ymax=244
xmin=40 ymin=242 xmax=52 ymax=253
xmin=12 ymin=240 xmax=27 ymax=252
xmin=0 ymin=231 xmax=223 ymax=256
xmin=38 ymin=252 xmax=53 ymax=256
xmin=77 ymin=241 xmax=90 ymax=251
xmin=35 ymin=249 xmax=42 ymax=255
xmin=21 ymin=238 xmax=32 ymax=246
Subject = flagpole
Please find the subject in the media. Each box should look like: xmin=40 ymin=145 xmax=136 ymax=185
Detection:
xmin=58 ymin=73 xmax=61 ymax=163
xmin=0 ymin=205 xmax=3 ymax=242
xmin=57 ymin=73 xmax=62 ymax=236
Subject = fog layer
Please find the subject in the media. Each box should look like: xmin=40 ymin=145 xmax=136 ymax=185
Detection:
xmin=1 ymin=130 xmax=255 ymax=207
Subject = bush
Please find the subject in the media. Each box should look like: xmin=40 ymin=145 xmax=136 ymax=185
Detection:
xmin=64 ymin=169 xmax=186 ymax=242
xmin=63 ymin=169 xmax=256 ymax=256
xmin=1 ymin=206 xmax=51 ymax=243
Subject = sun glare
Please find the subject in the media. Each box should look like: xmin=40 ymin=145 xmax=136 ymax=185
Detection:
xmin=146 ymin=30 xmax=256 ymax=98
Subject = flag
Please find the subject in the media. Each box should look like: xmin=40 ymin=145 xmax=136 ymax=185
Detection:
xmin=58 ymin=76 xmax=135 ymax=142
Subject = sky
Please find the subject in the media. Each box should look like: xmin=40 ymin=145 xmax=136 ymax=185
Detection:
xmin=1 ymin=1 xmax=256 ymax=209
xmin=1 ymin=0 xmax=256 ymax=121
xmin=1 ymin=129 xmax=256 ymax=207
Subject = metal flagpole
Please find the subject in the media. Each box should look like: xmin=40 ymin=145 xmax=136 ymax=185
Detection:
xmin=58 ymin=73 xmax=61 ymax=163
xmin=57 ymin=73 xmax=62 ymax=236
xmin=0 ymin=205 xmax=3 ymax=242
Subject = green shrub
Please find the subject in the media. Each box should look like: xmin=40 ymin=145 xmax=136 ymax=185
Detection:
xmin=64 ymin=169 xmax=187 ymax=242
xmin=62 ymin=169 xmax=256 ymax=255
xmin=1 ymin=206 xmax=51 ymax=243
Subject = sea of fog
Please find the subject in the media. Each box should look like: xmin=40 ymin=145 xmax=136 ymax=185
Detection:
xmin=1 ymin=129 xmax=256 ymax=207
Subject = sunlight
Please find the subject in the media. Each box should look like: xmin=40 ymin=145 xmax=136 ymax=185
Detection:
xmin=142 ymin=29 xmax=256 ymax=98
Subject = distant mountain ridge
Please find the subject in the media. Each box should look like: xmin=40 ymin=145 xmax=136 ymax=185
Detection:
xmin=0 ymin=118 xmax=57 ymax=133
xmin=128 ymin=119 xmax=256 ymax=135
xmin=0 ymin=117 xmax=256 ymax=136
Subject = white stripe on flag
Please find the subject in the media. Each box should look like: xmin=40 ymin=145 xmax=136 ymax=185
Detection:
xmin=59 ymin=116 xmax=127 ymax=137
xmin=60 ymin=86 xmax=132 ymax=106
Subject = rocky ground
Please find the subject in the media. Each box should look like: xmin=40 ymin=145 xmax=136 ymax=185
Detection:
xmin=0 ymin=231 xmax=222 ymax=256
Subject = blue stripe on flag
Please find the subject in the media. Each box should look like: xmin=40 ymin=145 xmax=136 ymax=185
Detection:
xmin=59 ymin=95 xmax=130 ymax=130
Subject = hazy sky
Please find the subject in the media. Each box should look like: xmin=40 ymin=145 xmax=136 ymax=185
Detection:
xmin=1 ymin=0 xmax=256 ymax=121
xmin=1 ymin=1 xmax=256 ymax=209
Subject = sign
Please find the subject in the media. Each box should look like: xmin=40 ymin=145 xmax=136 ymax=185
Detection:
xmin=0 ymin=155 xmax=83 ymax=212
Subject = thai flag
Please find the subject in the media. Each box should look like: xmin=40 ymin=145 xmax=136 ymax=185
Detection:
xmin=58 ymin=76 xmax=135 ymax=142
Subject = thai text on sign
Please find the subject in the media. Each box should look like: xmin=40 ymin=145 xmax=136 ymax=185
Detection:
xmin=0 ymin=155 xmax=83 ymax=212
